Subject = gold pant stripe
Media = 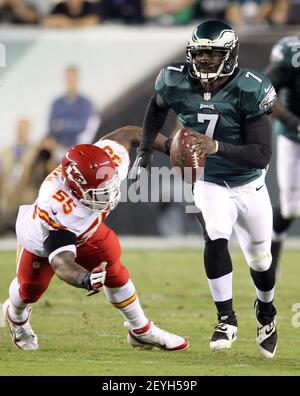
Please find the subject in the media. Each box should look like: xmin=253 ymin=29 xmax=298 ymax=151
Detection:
xmin=112 ymin=292 xmax=137 ymax=309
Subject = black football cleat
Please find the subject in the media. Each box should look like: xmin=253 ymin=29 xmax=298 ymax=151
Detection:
xmin=254 ymin=300 xmax=277 ymax=359
xmin=210 ymin=313 xmax=238 ymax=351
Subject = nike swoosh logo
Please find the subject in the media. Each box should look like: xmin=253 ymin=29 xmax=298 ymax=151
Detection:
xmin=51 ymin=209 xmax=58 ymax=216
xmin=264 ymin=85 xmax=272 ymax=93
xmin=217 ymin=326 xmax=228 ymax=332
xmin=265 ymin=326 xmax=275 ymax=336
xmin=256 ymin=185 xmax=264 ymax=191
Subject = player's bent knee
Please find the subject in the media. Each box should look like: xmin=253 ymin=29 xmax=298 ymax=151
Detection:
xmin=249 ymin=252 xmax=272 ymax=272
xmin=105 ymin=259 xmax=129 ymax=288
xmin=245 ymin=240 xmax=272 ymax=272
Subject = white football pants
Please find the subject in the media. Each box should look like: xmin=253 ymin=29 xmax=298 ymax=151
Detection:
xmin=277 ymin=134 xmax=300 ymax=218
xmin=194 ymin=174 xmax=273 ymax=272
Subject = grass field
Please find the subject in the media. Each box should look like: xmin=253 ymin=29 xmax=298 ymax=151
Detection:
xmin=0 ymin=249 xmax=300 ymax=376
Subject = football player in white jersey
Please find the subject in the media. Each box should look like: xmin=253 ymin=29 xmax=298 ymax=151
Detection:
xmin=2 ymin=126 xmax=189 ymax=352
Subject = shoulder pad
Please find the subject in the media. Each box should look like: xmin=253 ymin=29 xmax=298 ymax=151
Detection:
xmin=238 ymin=68 xmax=277 ymax=119
xmin=237 ymin=68 xmax=271 ymax=93
xmin=94 ymin=139 xmax=130 ymax=181
xmin=39 ymin=177 xmax=61 ymax=206
xmin=156 ymin=63 xmax=187 ymax=89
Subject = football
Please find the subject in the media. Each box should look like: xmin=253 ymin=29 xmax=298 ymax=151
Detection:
xmin=170 ymin=128 xmax=205 ymax=183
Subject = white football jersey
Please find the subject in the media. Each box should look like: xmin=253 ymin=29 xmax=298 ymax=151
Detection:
xmin=16 ymin=140 xmax=129 ymax=258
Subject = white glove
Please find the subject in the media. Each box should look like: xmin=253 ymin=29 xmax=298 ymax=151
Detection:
xmin=89 ymin=261 xmax=107 ymax=291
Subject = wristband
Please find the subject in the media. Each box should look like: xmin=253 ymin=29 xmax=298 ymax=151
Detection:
xmin=214 ymin=140 xmax=219 ymax=154
xmin=75 ymin=272 xmax=90 ymax=290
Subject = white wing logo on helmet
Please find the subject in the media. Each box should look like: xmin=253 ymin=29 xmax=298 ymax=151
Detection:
xmin=66 ymin=163 xmax=88 ymax=186
xmin=221 ymin=30 xmax=238 ymax=47
xmin=191 ymin=29 xmax=237 ymax=49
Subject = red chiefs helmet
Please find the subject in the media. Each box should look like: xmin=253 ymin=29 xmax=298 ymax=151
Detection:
xmin=61 ymin=144 xmax=121 ymax=213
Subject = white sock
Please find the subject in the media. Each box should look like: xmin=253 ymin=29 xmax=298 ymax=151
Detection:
xmin=255 ymin=287 xmax=275 ymax=303
xmin=207 ymin=272 xmax=233 ymax=302
xmin=8 ymin=278 xmax=29 ymax=323
xmin=104 ymin=279 xmax=148 ymax=330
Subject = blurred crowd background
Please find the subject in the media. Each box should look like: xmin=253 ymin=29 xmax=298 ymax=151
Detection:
xmin=0 ymin=0 xmax=300 ymax=237
xmin=1 ymin=0 xmax=300 ymax=26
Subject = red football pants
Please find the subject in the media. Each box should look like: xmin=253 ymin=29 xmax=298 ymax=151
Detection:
xmin=16 ymin=223 xmax=129 ymax=303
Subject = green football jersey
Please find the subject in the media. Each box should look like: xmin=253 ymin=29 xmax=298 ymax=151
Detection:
xmin=269 ymin=36 xmax=300 ymax=143
xmin=155 ymin=63 xmax=276 ymax=187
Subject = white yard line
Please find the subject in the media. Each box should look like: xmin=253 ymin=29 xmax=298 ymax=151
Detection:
xmin=1 ymin=236 xmax=300 ymax=252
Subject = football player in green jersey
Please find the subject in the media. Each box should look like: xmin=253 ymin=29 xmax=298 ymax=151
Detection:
xmin=130 ymin=20 xmax=278 ymax=358
xmin=264 ymin=36 xmax=300 ymax=274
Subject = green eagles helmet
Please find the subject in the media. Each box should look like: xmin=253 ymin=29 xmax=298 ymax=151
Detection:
xmin=186 ymin=20 xmax=239 ymax=83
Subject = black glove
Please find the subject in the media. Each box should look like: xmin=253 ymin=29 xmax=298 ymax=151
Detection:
xmin=129 ymin=149 xmax=153 ymax=182
xmin=164 ymin=138 xmax=173 ymax=156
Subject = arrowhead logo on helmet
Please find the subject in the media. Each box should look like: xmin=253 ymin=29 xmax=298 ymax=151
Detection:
xmin=66 ymin=163 xmax=88 ymax=186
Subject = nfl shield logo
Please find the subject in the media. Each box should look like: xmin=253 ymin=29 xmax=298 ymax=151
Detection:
xmin=204 ymin=92 xmax=211 ymax=101
xmin=33 ymin=262 xmax=41 ymax=269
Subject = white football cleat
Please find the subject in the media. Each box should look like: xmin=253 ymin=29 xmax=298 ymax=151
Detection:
xmin=254 ymin=300 xmax=277 ymax=359
xmin=127 ymin=321 xmax=189 ymax=351
xmin=2 ymin=299 xmax=39 ymax=351
xmin=210 ymin=314 xmax=238 ymax=351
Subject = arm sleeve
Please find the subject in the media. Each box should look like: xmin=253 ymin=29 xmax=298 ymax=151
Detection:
xmin=44 ymin=230 xmax=77 ymax=263
xmin=217 ymin=115 xmax=272 ymax=169
xmin=139 ymin=93 xmax=169 ymax=153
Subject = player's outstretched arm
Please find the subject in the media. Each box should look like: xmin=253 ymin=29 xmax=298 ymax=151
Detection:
xmin=140 ymin=93 xmax=170 ymax=154
xmin=44 ymin=231 xmax=106 ymax=292
xmin=129 ymin=93 xmax=170 ymax=181
xmin=50 ymin=251 xmax=106 ymax=292
xmin=101 ymin=125 xmax=172 ymax=155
